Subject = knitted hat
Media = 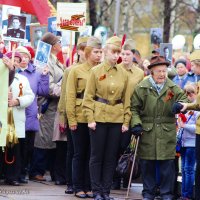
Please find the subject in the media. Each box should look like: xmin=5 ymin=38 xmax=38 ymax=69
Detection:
xmin=122 ymin=39 xmax=135 ymax=50
xmin=5 ymin=51 xmax=22 ymax=62
xmin=16 ymin=46 xmax=31 ymax=59
xmin=41 ymin=32 xmax=60 ymax=46
xmin=174 ymin=59 xmax=187 ymax=68
xmin=86 ymin=36 xmax=102 ymax=49
xmin=24 ymin=46 xmax=35 ymax=59
xmin=189 ymin=50 xmax=200 ymax=62
xmin=106 ymin=36 xmax=121 ymax=48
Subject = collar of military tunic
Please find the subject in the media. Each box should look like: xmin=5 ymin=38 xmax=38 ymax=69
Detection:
xmin=84 ymin=61 xmax=94 ymax=71
xmin=104 ymin=60 xmax=118 ymax=71
xmin=124 ymin=63 xmax=137 ymax=73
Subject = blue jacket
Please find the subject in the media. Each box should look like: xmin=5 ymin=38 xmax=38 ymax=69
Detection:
xmin=173 ymin=72 xmax=196 ymax=89
xmin=18 ymin=63 xmax=49 ymax=131
xmin=178 ymin=111 xmax=200 ymax=147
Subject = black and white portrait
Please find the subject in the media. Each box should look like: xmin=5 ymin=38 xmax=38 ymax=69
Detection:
xmin=150 ymin=28 xmax=163 ymax=45
xmin=160 ymin=43 xmax=173 ymax=64
xmin=6 ymin=15 xmax=26 ymax=39
xmin=30 ymin=25 xmax=47 ymax=49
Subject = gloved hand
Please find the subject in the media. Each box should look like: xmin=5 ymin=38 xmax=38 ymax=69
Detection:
xmin=172 ymin=102 xmax=184 ymax=114
xmin=131 ymin=125 xmax=143 ymax=137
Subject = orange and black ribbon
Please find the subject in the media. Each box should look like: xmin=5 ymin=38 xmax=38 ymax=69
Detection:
xmin=18 ymin=83 xmax=23 ymax=97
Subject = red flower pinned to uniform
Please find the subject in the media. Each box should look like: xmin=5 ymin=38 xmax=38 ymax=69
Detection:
xmin=99 ymin=74 xmax=106 ymax=81
xmin=164 ymin=89 xmax=174 ymax=102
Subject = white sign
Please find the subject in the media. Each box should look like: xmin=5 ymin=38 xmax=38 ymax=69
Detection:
xmin=57 ymin=3 xmax=86 ymax=32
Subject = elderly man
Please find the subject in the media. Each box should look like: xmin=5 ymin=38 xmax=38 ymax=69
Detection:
xmin=130 ymin=56 xmax=188 ymax=200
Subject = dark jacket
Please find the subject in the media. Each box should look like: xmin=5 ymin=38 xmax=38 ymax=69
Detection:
xmin=131 ymin=77 xmax=188 ymax=160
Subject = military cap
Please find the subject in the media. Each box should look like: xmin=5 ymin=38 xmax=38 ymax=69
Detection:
xmin=16 ymin=46 xmax=31 ymax=60
xmin=189 ymin=50 xmax=200 ymax=62
xmin=148 ymin=56 xmax=170 ymax=69
xmin=86 ymin=36 xmax=102 ymax=49
xmin=77 ymin=36 xmax=89 ymax=46
xmin=41 ymin=32 xmax=60 ymax=46
xmin=106 ymin=36 xmax=121 ymax=48
xmin=122 ymin=39 xmax=135 ymax=50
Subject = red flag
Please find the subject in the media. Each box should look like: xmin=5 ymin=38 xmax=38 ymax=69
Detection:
xmin=71 ymin=45 xmax=77 ymax=65
xmin=0 ymin=0 xmax=55 ymax=24
xmin=121 ymin=34 xmax=126 ymax=47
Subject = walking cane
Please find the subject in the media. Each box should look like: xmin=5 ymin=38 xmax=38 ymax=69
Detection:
xmin=125 ymin=136 xmax=140 ymax=200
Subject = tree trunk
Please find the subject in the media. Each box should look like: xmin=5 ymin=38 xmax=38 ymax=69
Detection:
xmin=88 ymin=0 xmax=99 ymax=33
xmin=163 ymin=0 xmax=171 ymax=42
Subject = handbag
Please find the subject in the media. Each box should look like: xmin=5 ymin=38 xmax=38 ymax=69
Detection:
xmin=116 ymin=141 xmax=141 ymax=180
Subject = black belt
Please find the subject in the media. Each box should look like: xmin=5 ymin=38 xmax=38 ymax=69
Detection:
xmin=95 ymin=96 xmax=122 ymax=106
xmin=76 ymin=92 xmax=84 ymax=99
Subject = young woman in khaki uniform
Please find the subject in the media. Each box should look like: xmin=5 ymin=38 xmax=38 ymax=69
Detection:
xmin=58 ymin=36 xmax=88 ymax=194
xmin=66 ymin=37 xmax=102 ymax=198
xmin=112 ymin=39 xmax=144 ymax=189
xmin=82 ymin=36 xmax=131 ymax=200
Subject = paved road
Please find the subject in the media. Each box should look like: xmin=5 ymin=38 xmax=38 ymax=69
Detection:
xmin=0 ymin=179 xmax=143 ymax=200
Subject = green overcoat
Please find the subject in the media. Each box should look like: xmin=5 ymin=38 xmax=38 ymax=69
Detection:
xmin=131 ymin=77 xmax=188 ymax=160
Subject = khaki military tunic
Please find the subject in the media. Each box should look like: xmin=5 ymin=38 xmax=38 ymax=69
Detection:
xmin=66 ymin=62 xmax=95 ymax=127
xmin=82 ymin=60 xmax=131 ymax=127
xmin=57 ymin=63 xmax=80 ymax=124
xmin=118 ymin=63 xmax=144 ymax=96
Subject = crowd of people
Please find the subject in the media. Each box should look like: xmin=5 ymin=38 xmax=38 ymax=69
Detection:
xmin=0 ymin=31 xmax=200 ymax=200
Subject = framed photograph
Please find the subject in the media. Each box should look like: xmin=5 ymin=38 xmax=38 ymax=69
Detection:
xmin=150 ymin=28 xmax=163 ymax=45
xmin=34 ymin=40 xmax=51 ymax=67
xmin=30 ymin=25 xmax=47 ymax=49
xmin=6 ymin=15 xmax=26 ymax=40
xmin=2 ymin=5 xmax=20 ymax=35
xmin=160 ymin=43 xmax=173 ymax=64
xmin=21 ymin=13 xmax=32 ymax=24
xmin=25 ymin=25 xmax=30 ymax=42
xmin=48 ymin=16 xmax=61 ymax=36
